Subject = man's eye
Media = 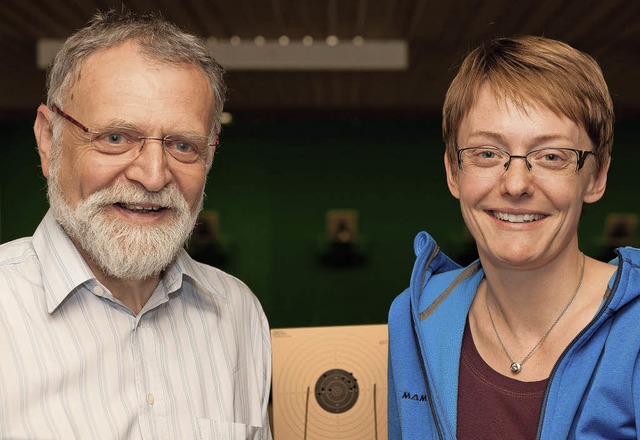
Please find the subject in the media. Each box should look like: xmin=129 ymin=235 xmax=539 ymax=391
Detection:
xmin=174 ymin=141 xmax=194 ymax=153
xmin=164 ymin=138 xmax=203 ymax=163
xmin=168 ymin=138 xmax=203 ymax=155
xmin=97 ymin=132 xmax=133 ymax=145
xmin=92 ymin=131 xmax=139 ymax=154
xmin=106 ymin=133 xmax=124 ymax=144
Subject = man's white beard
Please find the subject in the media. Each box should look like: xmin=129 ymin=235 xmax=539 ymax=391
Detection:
xmin=47 ymin=165 xmax=201 ymax=281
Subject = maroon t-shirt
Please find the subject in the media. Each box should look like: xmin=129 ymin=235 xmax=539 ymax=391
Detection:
xmin=457 ymin=320 xmax=548 ymax=439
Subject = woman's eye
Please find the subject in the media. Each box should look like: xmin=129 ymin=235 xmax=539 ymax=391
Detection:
xmin=536 ymin=149 xmax=570 ymax=162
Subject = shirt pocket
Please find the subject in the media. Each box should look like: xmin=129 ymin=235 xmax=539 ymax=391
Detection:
xmin=196 ymin=419 xmax=266 ymax=439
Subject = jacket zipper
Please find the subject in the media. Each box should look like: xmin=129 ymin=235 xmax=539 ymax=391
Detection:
xmin=534 ymin=254 xmax=623 ymax=439
xmin=423 ymin=366 xmax=444 ymax=439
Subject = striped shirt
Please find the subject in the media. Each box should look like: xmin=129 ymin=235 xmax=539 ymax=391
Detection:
xmin=0 ymin=211 xmax=272 ymax=439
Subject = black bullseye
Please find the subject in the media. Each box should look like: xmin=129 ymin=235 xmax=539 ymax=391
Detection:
xmin=314 ymin=368 xmax=359 ymax=413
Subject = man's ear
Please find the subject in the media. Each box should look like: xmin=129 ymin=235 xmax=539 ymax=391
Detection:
xmin=583 ymin=157 xmax=610 ymax=204
xmin=445 ymin=152 xmax=460 ymax=200
xmin=34 ymin=104 xmax=54 ymax=179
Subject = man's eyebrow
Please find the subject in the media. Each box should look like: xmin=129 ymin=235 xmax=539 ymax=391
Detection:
xmin=99 ymin=120 xmax=208 ymax=138
xmin=168 ymin=129 xmax=210 ymax=139
xmin=99 ymin=119 xmax=141 ymax=130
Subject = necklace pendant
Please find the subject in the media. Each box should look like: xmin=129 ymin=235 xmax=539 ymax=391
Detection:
xmin=510 ymin=362 xmax=522 ymax=373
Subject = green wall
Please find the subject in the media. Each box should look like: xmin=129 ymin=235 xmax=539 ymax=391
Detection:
xmin=2 ymin=117 xmax=639 ymax=328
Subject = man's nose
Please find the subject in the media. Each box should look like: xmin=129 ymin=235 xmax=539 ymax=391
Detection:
xmin=124 ymin=138 xmax=173 ymax=192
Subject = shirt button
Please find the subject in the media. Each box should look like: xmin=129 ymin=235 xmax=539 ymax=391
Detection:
xmin=146 ymin=393 xmax=155 ymax=406
xmin=92 ymin=286 xmax=104 ymax=296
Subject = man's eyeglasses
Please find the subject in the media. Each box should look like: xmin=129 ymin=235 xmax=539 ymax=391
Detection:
xmin=456 ymin=146 xmax=594 ymax=180
xmin=51 ymin=104 xmax=218 ymax=164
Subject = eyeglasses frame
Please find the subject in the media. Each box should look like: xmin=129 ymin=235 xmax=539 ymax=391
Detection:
xmin=50 ymin=104 xmax=219 ymax=162
xmin=456 ymin=146 xmax=594 ymax=174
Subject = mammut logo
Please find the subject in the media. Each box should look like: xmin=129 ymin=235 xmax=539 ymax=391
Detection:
xmin=402 ymin=391 xmax=428 ymax=402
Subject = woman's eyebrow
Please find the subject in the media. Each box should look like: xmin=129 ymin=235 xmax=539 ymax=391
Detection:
xmin=466 ymin=131 xmax=572 ymax=145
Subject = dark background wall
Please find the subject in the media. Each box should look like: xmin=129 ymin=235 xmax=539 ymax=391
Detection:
xmin=2 ymin=116 xmax=639 ymax=329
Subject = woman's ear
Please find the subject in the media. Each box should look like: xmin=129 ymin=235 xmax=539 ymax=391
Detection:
xmin=34 ymin=104 xmax=54 ymax=179
xmin=583 ymin=157 xmax=610 ymax=204
xmin=445 ymin=152 xmax=461 ymax=200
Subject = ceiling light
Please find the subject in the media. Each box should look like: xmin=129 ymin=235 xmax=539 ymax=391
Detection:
xmin=37 ymin=37 xmax=409 ymax=71
xmin=326 ymin=35 xmax=339 ymax=47
xmin=220 ymin=112 xmax=233 ymax=125
xmin=278 ymin=35 xmax=290 ymax=46
xmin=205 ymin=38 xmax=408 ymax=70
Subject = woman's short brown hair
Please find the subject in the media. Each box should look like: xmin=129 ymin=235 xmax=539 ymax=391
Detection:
xmin=443 ymin=35 xmax=614 ymax=174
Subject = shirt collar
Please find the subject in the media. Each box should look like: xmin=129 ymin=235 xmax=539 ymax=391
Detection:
xmin=32 ymin=210 xmax=96 ymax=314
xmin=169 ymin=249 xmax=228 ymax=300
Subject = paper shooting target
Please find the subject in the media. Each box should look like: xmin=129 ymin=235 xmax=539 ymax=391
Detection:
xmin=271 ymin=324 xmax=388 ymax=440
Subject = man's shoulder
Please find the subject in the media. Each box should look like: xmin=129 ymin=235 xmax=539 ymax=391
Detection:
xmin=0 ymin=236 xmax=37 ymax=267
xmin=188 ymin=262 xmax=270 ymax=328
xmin=0 ymin=236 xmax=43 ymax=302
xmin=191 ymin=260 xmax=251 ymax=292
xmin=179 ymin=253 xmax=264 ymax=309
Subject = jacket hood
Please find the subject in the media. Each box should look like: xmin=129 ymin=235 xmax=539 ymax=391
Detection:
xmin=607 ymin=247 xmax=640 ymax=312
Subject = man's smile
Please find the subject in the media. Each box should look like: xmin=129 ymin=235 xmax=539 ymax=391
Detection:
xmin=116 ymin=202 xmax=166 ymax=213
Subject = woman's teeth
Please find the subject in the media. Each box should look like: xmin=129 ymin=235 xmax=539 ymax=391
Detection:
xmin=494 ymin=212 xmax=544 ymax=223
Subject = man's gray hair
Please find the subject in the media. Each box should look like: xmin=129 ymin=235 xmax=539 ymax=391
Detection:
xmin=46 ymin=8 xmax=226 ymax=151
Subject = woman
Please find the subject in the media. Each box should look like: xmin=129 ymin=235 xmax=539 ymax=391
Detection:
xmin=388 ymin=35 xmax=640 ymax=439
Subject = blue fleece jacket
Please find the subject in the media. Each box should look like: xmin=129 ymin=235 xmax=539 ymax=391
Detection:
xmin=388 ymin=231 xmax=640 ymax=439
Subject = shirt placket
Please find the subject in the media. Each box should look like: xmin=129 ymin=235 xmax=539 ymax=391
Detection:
xmin=132 ymin=312 xmax=169 ymax=440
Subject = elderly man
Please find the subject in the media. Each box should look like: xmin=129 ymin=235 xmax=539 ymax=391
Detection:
xmin=0 ymin=10 xmax=271 ymax=439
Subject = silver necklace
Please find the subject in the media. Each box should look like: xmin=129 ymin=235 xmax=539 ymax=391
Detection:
xmin=485 ymin=253 xmax=585 ymax=374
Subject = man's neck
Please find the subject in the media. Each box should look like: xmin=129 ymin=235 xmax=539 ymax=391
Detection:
xmin=77 ymin=246 xmax=162 ymax=315
xmin=97 ymin=274 xmax=161 ymax=315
